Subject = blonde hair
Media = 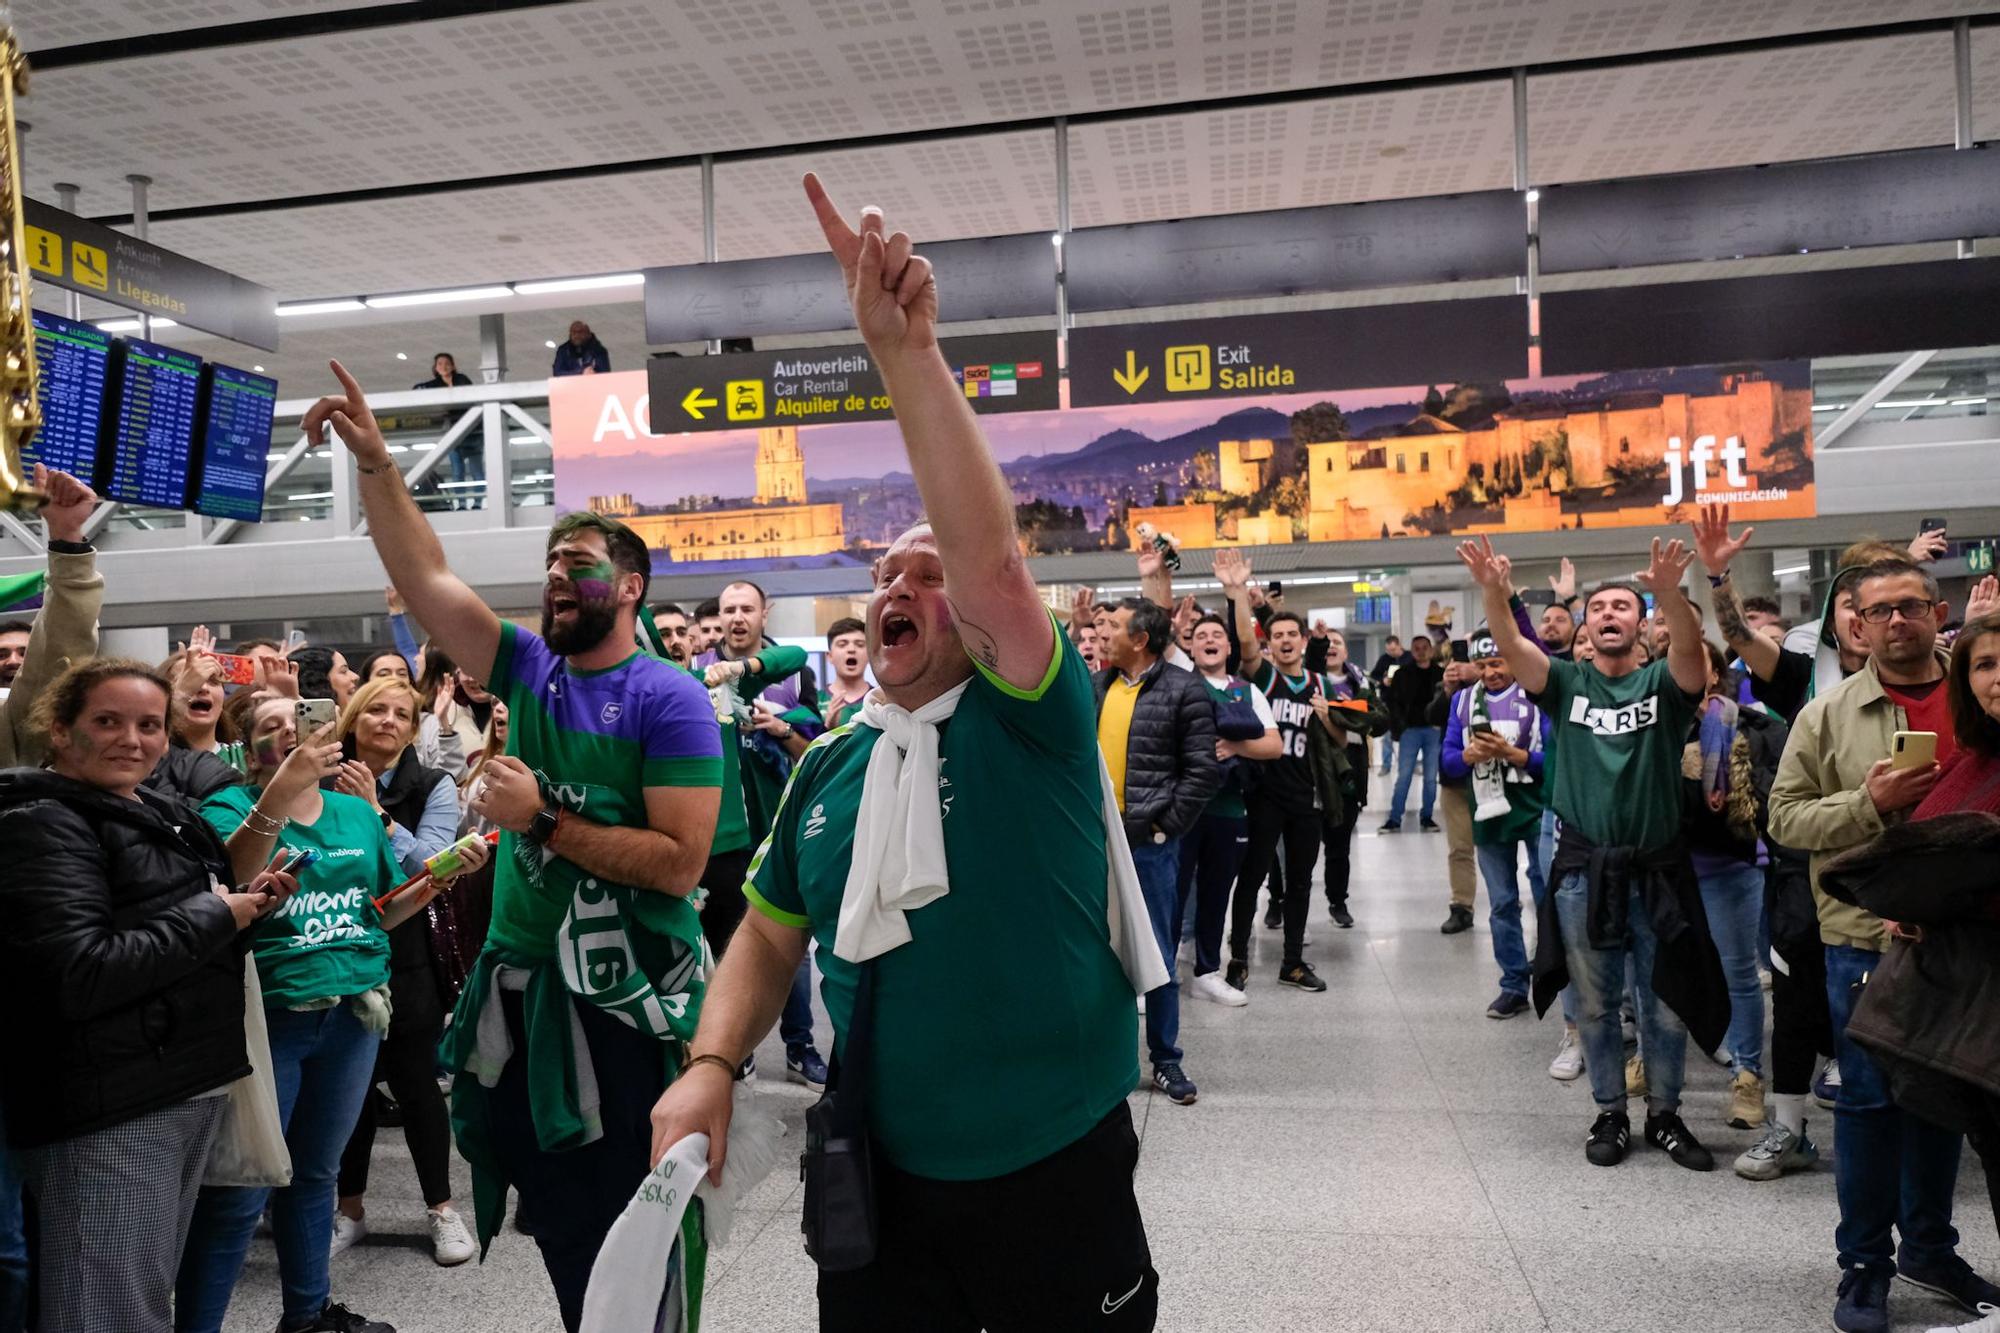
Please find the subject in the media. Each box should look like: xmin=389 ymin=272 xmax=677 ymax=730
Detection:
xmin=337 ymin=676 xmax=421 ymax=750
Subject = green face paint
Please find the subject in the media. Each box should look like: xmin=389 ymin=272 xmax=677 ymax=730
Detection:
xmin=571 ymin=560 xmax=616 ymax=603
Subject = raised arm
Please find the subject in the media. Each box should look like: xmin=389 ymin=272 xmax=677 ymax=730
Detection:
xmin=1691 ymin=504 xmax=1781 ymax=681
xmin=1456 ymin=537 xmax=1548 ymax=695
xmin=1636 ymin=537 xmax=1705 ymax=697
xmin=806 ymin=174 xmax=1050 ymax=689
xmin=304 ymin=362 xmax=502 ymax=684
xmin=1214 ymin=548 xmax=1263 ymax=678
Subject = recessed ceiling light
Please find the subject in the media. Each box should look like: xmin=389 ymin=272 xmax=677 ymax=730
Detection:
xmin=1525 ymin=189 xmax=1541 ymax=204
xmin=516 ymin=273 xmax=642 ymax=295
xmin=544 ymin=339 xmax=557 ymax=349
xmin=1378 ymin=145 xmax=1406 ymax=158
xmin=253 ymin=364 xmax=265 ymax=372
xmin=278 ymin=298 xmax=366 ymax=317
xmin=365 ymin=285 xmax=512 ymax=309
xmin=396 ymin=352 xmax=408 ymax=360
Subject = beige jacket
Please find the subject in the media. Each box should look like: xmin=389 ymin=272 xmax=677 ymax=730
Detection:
xmin=1766 ymin=649 xmax=1949 ymax=952
xmin=0 ymin=548 xmax=104 ymax=769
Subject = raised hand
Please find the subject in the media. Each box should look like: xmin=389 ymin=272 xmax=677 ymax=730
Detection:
xmin=1069 ymin=585 xmax=1097 ymax=631
xmin=1547 ymin=557 xmax=1577 ymax=603
xmin=1456 ymin=536 xmax=1512 ymax=590
xmin=1690 ymin=503 xmax=1754 ymax=576
xmin=1965 ymin=574 xmax=1999 ymax=623
xmin=1634 ymin=536 xmax=1695 ymax=596
xmin=703 ymin=659 xmax=748 ymax=688
xmin=36 ymin=464 xmax=97 ymax=544
xmin=1174 ymin=595 xmax=1199 ymax=638
xmin=1909 ymin=525 xmax=1949 ymax=565
xmin=336 ymin=760 xmax=382 ymax=810
xmin=269 ymin=723 xmax=342 ymax=800
xmin=261 ymin=656 xmax=302 ymax=700
xmin=385 ymin=585 xmax=405 ymax=616
xmin=302 ymin=360 xmax=392 ymax=469
xmin=1135 ymin=545 xmax=1163 ymax=580
xmin=804 ymin=173 xmax=936 ymax=356
xmin=1212 ymin=548 xmax=1251 ymax=593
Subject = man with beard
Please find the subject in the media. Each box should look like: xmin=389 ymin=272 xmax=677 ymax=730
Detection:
xmin=693 ymin=598 xmax=725 ymax=657
xmin=650 ymin=602 xmax=692 ymax=666
xmin=1769 ymin=559 xmax=2000 ymax=1333
xmin=1539 ymin=602 xmax=1577 ymax=660
xmin=1460 ymin=534 xmax=1723 ymax=1175
xmin=821 ymin=617 xmax=871 ymax=728
xmin=648 ymin=176 xmax=1162 ymax=1330
xmin=303 ymin=366 xmax=724 ymax=1332
xmin=695 ymin=578 xmax=829 ymax=1088
xmin=0 ymin=622 xmax=26 ymax=691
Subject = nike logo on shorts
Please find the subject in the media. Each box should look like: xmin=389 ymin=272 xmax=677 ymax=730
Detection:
xmin=1101 ymin=1273 xmax=1145 ymax=1314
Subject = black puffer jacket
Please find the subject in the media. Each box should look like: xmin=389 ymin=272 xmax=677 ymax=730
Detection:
xmin=1094 ymin=658 xmax=1221 ymax=843
xmin=144 ymin=739 xmax=243 ymax=805
xmin=0 ymin=768 xmax=248 ymax=1148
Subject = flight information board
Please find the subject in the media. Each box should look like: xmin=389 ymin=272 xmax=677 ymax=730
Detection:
xmin=28 ymin=309 xmax=112 ymax=478
xmin=104 ymin=337 xmax=202 ymax=509
xmin=192 ymin=363 xmax=277 ymax=521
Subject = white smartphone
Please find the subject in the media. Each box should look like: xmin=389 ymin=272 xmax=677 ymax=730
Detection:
xmin=295 ymin=697 xmax=339 ymax=735
xmin=1890 ymin=730 xmax=1937 ymax=771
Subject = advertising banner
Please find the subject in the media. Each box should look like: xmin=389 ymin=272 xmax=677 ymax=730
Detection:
xmin=552 ymin=359 xmax=1816 ymax=575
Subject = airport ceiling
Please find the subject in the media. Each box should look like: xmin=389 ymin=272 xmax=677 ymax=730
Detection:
xmin=16 ymin=0 xmax=2000 ymax=389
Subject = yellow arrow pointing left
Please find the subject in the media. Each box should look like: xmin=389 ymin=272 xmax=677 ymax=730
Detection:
xmin=682 ymin=387 xmax=719 ymax=420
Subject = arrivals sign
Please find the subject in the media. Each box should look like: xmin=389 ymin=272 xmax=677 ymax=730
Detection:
xmin=23 ymin=198 xmax=280 ymax=351
xmin=643 ymin=330 xmax=1059 ymax=435
xmin=1066 ymin=298 xmax=1527 ymax=410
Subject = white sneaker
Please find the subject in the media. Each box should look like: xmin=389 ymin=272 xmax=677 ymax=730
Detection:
xmin=330 ymin=1210 xmax=366 ymax=1258
xmin=1192 ymin=971 xmax=1248 ymax=1008
xmin=1926 ymin=1311 xmax=2000 ymax=1333
xmin=429 ymin=1205 xmax=475 ymax=1267
xmin=1548 ymin=1028 xmax=1585 ymax=1081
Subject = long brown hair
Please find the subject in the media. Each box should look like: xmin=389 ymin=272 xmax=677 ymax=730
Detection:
xmin=1947 ymin=612 xmax=2000 ymax=759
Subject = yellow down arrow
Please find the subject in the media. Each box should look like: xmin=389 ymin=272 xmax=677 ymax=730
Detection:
xmin=682 ymin=386 xmax=719 ymax=420
xmin=1112 ymin=350 xmax=1150 ymax=395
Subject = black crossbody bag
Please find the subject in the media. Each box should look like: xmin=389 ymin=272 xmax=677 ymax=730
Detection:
xmin=800 ymin=961 xmax=878 ymax=1271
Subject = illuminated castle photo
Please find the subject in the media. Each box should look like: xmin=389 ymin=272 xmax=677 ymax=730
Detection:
xmin=589 ymin=426 xmax=845 ymax=563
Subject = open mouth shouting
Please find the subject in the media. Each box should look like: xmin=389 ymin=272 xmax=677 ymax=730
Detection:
xmin=185 ymin=693 xmax=217 ymax=721
xmin=879 ymin=611 xmax=919 ymax=649
xmin=545 ymin=584 xmax=581 ymax=622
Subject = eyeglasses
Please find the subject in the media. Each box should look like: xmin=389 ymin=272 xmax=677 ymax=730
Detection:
xmin=1857 ymin=598 xmax=1937 ymax=624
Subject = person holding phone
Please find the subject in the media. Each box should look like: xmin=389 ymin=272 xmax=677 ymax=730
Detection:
xmin=176 ymin=696 xmax=487 ymax=1333
xmin=0 ymin=659 xmax=300 ymax=1333
xmin=1770 ymin=560 xmax=2000 ymax=1332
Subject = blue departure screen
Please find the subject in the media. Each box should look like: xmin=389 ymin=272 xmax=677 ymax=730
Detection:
xmin=28 ymin=309 xmax=111 ymax=478
xmin=106 ymin=337 xmax=202 ymax=509
xmin=193 ymin=364 xmax=277 ymax=521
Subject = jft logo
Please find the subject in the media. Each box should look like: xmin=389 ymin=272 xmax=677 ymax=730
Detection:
xmin=1568 ymin=695 xmax=1660 ymax=737
xmin=1661 ymin=435 xmax=1749 ymax=507
xmin=803 ymin=803 xmax=827 ymax=839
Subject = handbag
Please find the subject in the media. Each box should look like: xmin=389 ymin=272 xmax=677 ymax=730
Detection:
xmin=201 ymin=954 xmax=293 ymax=1188
xmin=800 ymin=961 xmax=878 ymax=1272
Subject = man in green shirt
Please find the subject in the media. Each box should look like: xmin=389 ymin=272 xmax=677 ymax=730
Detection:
xmin=305 ymin=367 xmax=724 ymax=1332
xmin=820 ymin=617 xmax=871 ymax=729
xmin=649 ymin=177 xmax=1158 ymax=1331
xmin=1460 ymin=534 xmax=1722 ymax=1175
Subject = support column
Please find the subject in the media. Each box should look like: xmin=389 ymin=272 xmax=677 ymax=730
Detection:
xmin=53 ymin=183 xmax=82 ymax=319
xmin=1512 ymin=69 xmax=1540 ymax=378
xmin=482 ymin=400 xmax=508 ymax=521
xmin=1954 ymin=18 xmax=1975 ymax=260
xmin=478 ymin=311 xmax=508 ymax=384
xmin=126 ymin=175 xmax=151 ymax=339
xmin=701 ymin=153 xmax=720 ymax=354
xmin=1053 ymin=117 xmax=1071 ymax=338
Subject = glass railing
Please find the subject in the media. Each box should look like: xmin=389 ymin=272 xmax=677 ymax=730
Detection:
xmin=1810 ymin=346 xmax=2000 ymax=423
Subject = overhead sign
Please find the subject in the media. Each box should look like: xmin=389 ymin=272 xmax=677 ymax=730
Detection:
xmin=1540 ymin=144 xmax=2000 ymax=274
xmin=1064 ymin=191 xmax=1525 ymax=312
xmin=644 ymin=233 xmax=1057 ymax=345
xmin=1067 ymin=298 xmax=1528 ymax=409
xmin=24 ymin=198 xmax=280 ymax=351
xmin=645 ymin=331 xmax=1059 ymax=434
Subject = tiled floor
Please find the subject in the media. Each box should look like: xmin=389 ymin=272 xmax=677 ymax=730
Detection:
xmin=223 ymin=829 xmax=1997 ymax=1332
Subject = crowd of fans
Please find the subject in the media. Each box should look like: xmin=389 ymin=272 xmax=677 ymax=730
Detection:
xmin=0 ymin=188 xmax=1997 ymax=1333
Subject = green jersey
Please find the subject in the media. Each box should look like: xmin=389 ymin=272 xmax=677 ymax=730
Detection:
xmin=203 ymin=786 xmax=400 ymax=1007
xmin=819 ymin=687 xmax=868 ymax=731
xmin=486 ymin=622 xmax=724 ymax=960
xmin=747 ymin=630 xmax=1137 ymax=1181
xmin=682 ymin=646 xmax=809 ymax=857
xmin=1534 ymin=657 xmax=1699 ymax=854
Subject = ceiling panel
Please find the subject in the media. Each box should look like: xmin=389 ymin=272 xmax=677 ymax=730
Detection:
xmin=1529 ymin=31 xmax=1959 ymax=184
xmin=12 ymin=0 xmax=408 ymax=53
xmin=17 ymin=0 xmax=1990 ymax=214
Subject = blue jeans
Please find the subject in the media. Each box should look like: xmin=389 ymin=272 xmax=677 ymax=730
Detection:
xmin=1377 ymin=731 xmax=1394 ymax=774
xmin=782 ymin=953 xmax=817 ymax=1054
xmin=449 ymin=443 xmax=484 ymax=509
xmin=0 ymin=1103 xmax=23 ymax=1333
xmin=1533 ymin=810 xmax=1577 ymax=1025
xmin=1388 ymin=726 xmax=1439 ymax=824
xmin=1176 ymin=812 xmax=1246 ymax=978
xmin=1825 ymin=943 xmax=1963 ymax=1273
xmin=1695 ymin=860 xmax=1766 ymax=1077
xmin=1554 ymin=871 xmax=1687 ymax=1114
xmin=1131 ymin=839 xmax=1182 ymax=1068
xmin=1475 ymin=838 xmax=1544 ymax=998
xmin=176 ymin=1002 xmax=382 ymax=1331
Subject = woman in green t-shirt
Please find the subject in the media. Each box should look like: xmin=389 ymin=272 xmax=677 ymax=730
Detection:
xmin=178 ymin=696 xmax=487 ymax=1333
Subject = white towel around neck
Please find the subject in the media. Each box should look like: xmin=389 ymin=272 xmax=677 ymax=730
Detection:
xmin=833 ymin=678 xmax=1170 ymax=997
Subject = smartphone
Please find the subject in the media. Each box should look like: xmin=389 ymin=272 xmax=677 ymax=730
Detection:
xmin=1920 ymin=516 xmax=1948 ymax=535
xmin=1891 ymin=730 xmax=1938 ymax=770
xmin=1470 ymin=720 xmax=1496 ymax=737
xmin=274 ymin=847 xmax=318 ymax=877
xmin=295 ymin=697 xmax=338 ymax=735
xmin=1267 ymin=580 xmax=1283 ymax=596
xmin=1449 ymin=638 xmax=1469 ymax=662
xmin=283 ymin=629 xmax=309 ymax=654
xmin=211 ymin=652 xmax=259 ymax=685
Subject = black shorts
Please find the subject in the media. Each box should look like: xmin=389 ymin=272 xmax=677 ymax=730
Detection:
xmin=817 ymin=1101 xmax=1156 ymax=1332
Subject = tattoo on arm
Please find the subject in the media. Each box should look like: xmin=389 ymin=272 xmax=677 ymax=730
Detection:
xmin=1712 ymin=583 xmax=1754 ymax=647
xmin=947 ymin=599 xmax=1002 ymax=669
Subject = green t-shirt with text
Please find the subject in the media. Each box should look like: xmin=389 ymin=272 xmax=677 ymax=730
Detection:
xmin=203 ymin=786 xmax=399 ymax=1007
xmin=1533 ymin=657 xmax=1698 ymax=854
xmin=747 ymin=630 xmax=1137 ymax=1181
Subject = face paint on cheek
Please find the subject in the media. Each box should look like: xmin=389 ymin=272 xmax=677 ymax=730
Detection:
xmin=252 ymin=735 xmax=287 ymax=768
xmin=572 ymin=561 xmax=616 ymax=602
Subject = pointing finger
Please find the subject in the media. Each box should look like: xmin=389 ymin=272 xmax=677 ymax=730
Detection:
xmin=803 ymin=173 xmax=858 ymax=264
xmin=329 ymin=359 xmax=367 ymax=409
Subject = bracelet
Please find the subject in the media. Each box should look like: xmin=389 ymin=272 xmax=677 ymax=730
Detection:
xmin=682 ymin=1052 xmax=737 ymax=1080
xmin=1707 ymin=571 xmax=1730 ymax=587
xmin=243 ymin=807 xmax=289 ymax=836
xmin=356 ymin=459 xmax=397 ymax=476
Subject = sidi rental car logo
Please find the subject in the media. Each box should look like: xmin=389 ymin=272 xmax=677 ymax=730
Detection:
xmin=1660 ymin=434 xmax=1750 ymax=508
